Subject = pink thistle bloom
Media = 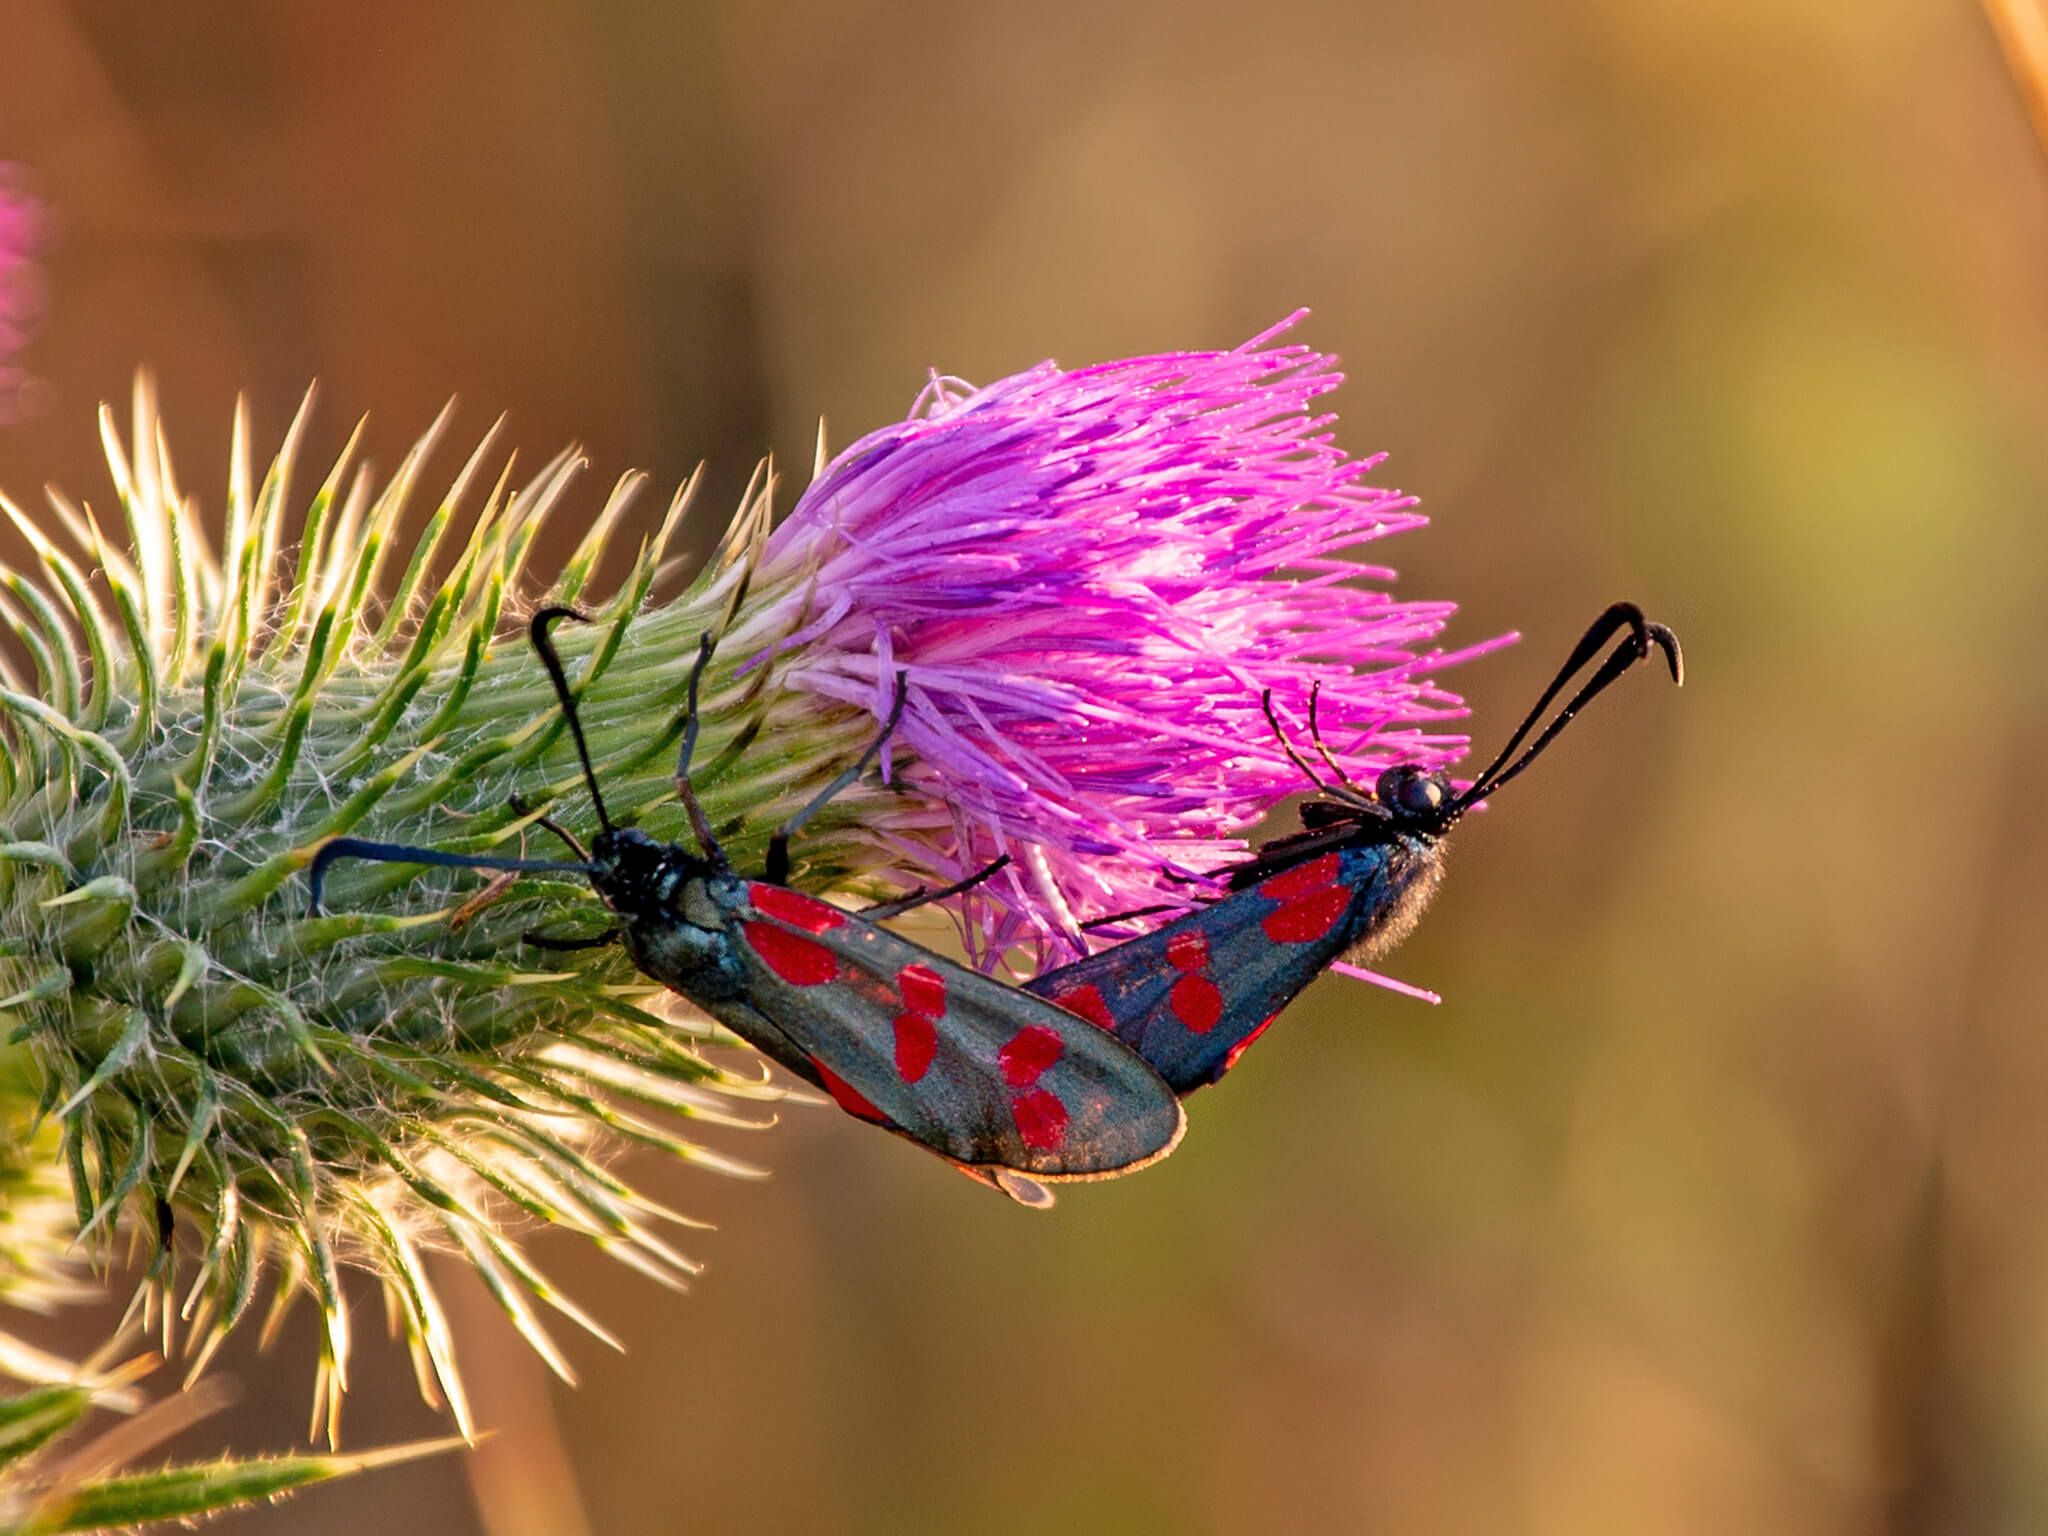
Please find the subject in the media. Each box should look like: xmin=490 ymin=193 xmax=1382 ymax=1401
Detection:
xmin=736 ymin=315 xmax=1510 ymax=965
xmin=0 ymin=164 xmax=44 ymax=423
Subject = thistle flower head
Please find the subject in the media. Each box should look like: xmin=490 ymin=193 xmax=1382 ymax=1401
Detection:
xmin=0 ymin=321 xmax=1489 ymax=1434
xmin=0 ymin=386 xmax=804 ymax=1443
xmin=748 ymin=315 xmax=1497 ymax=961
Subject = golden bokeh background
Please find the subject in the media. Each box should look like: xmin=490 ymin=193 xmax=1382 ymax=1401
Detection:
xmin=6 ymin=2 xmax=2048 ymax=1531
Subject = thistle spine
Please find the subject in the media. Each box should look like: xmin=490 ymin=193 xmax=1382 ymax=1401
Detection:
xmin=0 ymin=381 xmax=885 ymax=1438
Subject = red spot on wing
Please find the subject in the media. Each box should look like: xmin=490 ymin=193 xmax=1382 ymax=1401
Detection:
xmin=1165 ymin=930 xmax=1210 ymax=973
xmin=1259 ymin=853 xmax=1343 ymax=901
xmin=1169 ymin=973 xmax=1224 ymax=1033
xmin=812 ymin=1059 xmax=888 ymax=1124
xmin=998 ymin=1025 xmax=1065 ymax=1087
xmin=1012 ymin=1088 xmax=1070 ymax=1151
xmin=897 ymin=963 xmax=947 ymax=1018
xmin=1052 ymin=983 xmax=1115 ymax=1031
xmin=743 ymin=921 xmax=839 ymax=986
xmin=1220 ymin=1014 xmax=1281 ymax=1078
xmin=893 ymin=1011 xmax=937 ymax=1082
xmin=748 ymin=883 xmax=846 ymax=934
xmin=889 ymin=963 xmax=947 ymax=1082
xmin=1260 ymin=885 xmax=1351 ymax=945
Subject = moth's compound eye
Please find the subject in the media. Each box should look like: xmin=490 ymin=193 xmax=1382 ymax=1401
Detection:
xmin=1375 ymin=766 xmax=1449 ymax=820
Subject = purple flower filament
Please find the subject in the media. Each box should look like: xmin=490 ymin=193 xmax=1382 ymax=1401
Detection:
xmin=733 ymin=315 xmax=1511 ymax=964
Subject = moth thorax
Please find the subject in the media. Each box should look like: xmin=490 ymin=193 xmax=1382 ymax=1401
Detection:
xmin=679 ymin=876 xmax=730 ymax=930
xmin=1341 ymin=841 xmax=1446 ymax=967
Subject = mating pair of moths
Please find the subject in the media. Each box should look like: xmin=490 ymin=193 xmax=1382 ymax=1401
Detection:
xmin=311 ymin=602 xmax=1682 ymax=1206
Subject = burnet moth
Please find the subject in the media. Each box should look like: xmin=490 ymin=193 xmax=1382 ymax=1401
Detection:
xmin=1026 ymin=601 xmax=1683 ymax=1094
xmin=307 ymin=609 xmax=1183 ymax=1207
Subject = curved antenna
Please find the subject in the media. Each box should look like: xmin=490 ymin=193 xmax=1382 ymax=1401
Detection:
xmin=529 ymin=606 xmax=615 ymax=835
xmin=1452 ymin=601 xmax=1682 ymax=813
xmin=307 ymin=837 xmax=589 ymax=916
xmin=1460 ymin=602 xmax=1646 ymax=793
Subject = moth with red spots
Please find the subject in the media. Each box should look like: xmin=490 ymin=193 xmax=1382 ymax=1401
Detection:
xmin=1027 ymin=603 xmax=1683 ymax=1094
xmin=308 ymin=609 xmax=1184 ymax=1207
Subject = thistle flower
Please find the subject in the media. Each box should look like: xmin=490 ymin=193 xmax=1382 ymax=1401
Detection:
xmin=747 ymin=314 xmax=1500 ymax=963
xmin=0 ymin=166 xmax=43 ymax=423
xmin=0 ymin=320 xmax=1483 ymax=1435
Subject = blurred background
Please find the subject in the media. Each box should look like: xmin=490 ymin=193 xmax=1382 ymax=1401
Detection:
xmin=4 ymin=1 xmax=2047 ymax=1531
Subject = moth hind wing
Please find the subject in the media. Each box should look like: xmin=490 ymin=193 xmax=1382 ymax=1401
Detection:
xmin=733 ymin=887 xmax=1183 ymax=1179
xmin=1029 ymin=845 xmax=1392 ymax=1093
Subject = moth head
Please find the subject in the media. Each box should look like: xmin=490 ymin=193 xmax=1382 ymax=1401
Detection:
xmin=590 ymin=826 xmax=675 ymax=911
xmin=1375 ymin=764 xmax=1455 ymax=834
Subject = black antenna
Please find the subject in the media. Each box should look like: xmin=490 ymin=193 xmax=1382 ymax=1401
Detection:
xmin=306 ymin=837 xmax=589 ymax=916
xmin=301 ymin=607 xmax=623 ymax=917
xmin=529 ymin=606 xmax=616 ymax=835
xmin=1452 ymin=600 xmax=1682 ymax=814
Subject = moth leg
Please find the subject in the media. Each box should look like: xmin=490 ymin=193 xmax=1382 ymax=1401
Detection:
xmin=1077 ymin=901 xmax=1186 ymax=932
xmin=447 ymin=807 xmax=585 ymax=928
xmin=859 ymin=854 xmax=1013 ymax=920
xmin=510 ymin=794 xmax=591 ymax=861
xmin=1305 ymin=682 xmax=1373 ymax=795
xmin=766 ymin=670 xmax=912 ymax=883
xmin=673 ymin=633 xmax=726 ymax=864
xmin=1261 ymin=687 xmax=1331 ymax=793
xmin=521 ymin=928 xmax=623 ymax=952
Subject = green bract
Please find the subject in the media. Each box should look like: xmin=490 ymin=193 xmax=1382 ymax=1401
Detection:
xmin=0 ymin=1360 xmax=460 ymax=1534
xmin=0 ymin=382 xmax=918 ymax=1438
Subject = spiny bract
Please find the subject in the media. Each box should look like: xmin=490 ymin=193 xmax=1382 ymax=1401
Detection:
xmin=0 ymin=382 xmax=904 ymax=1443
